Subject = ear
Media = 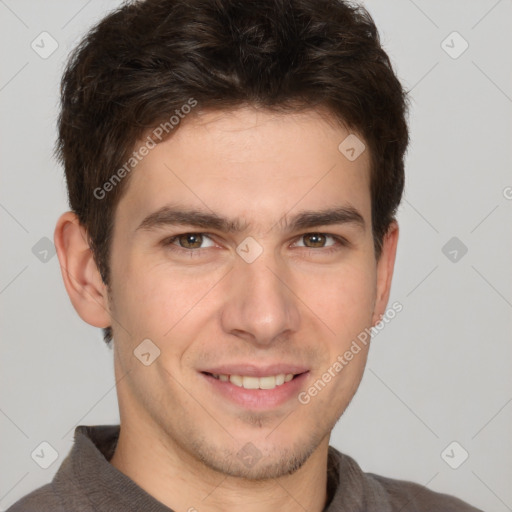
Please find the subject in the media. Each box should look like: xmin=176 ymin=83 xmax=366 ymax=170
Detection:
xmin=54 ymin=212 xmax=111 ymax=328
xmin=371 ymin=221 xmax=399 ymax=326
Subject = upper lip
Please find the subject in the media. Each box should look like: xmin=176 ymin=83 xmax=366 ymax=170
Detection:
xmin=200 ymin=364 xmax=309 ymax=378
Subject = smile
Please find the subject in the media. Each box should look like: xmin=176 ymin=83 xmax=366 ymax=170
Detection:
xmin=201 ymin=369 xmax=309 ymax=410
xmin=208 ymin=373 xmax=295 ymax=390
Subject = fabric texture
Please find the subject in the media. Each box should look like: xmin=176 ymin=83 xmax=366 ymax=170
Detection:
xmin=7 ymin=425 xmax=483 ymax=512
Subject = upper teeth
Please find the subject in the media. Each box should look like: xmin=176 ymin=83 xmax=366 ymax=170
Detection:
xmin=212 ymin=373 xmax=294 ymax=389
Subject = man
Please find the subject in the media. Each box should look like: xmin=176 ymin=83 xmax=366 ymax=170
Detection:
xmin=8 ymin=0 xmax=482 ymax=510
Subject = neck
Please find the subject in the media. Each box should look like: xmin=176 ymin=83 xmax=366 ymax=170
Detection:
xmin=110 ymin=419 xmax=330 ymax=512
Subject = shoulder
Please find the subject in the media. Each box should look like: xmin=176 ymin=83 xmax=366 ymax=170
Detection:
xmin=367 ymin=471 xmax=484 ymax=512
xmin=6 ymin=484 xmax=65 ymax=512
xmin=328 ymin=447 xmax=484 ymax=512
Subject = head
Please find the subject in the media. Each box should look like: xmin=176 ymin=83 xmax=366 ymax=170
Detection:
xmin=55 ymin=0 xmax=408 ymax=480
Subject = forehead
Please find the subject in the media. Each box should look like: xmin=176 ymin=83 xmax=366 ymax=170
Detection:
xmin=115 ymin=107 xmax=372 ymax=231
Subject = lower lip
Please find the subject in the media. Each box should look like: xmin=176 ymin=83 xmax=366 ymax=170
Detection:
xmin=201 ymin=372 xmax=309 ymax=410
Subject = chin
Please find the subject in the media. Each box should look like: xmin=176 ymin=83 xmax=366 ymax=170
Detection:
xmin=189 ymin=432 xmax=326 ymax=481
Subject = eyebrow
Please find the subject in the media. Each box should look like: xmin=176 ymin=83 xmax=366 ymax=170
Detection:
xmin=135 ymin=204 xmax=366 ymax=235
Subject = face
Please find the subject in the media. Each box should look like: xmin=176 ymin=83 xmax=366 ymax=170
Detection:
xmin=106 ymin=106 xmax=395 ymax=479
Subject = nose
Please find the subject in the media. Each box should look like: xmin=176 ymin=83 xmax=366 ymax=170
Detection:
xmin=220 ymin=251 xmax=301 ymax=347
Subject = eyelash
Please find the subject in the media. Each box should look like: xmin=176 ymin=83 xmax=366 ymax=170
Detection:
xmin=161 ymin=232 xmax=349 ymax=256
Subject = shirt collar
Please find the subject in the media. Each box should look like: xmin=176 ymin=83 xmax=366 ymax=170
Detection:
xmin=54 ymin=424 xmax=387 ymax=512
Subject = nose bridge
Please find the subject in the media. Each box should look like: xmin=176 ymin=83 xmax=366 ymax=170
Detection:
xmin=221 ymin=247 xmax=300 ymax=345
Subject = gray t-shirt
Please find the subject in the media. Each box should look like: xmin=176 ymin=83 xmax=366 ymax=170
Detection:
xmin=7 ymin=425 xmax=483 ymax=511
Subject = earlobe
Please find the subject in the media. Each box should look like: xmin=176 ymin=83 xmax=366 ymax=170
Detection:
xmin=54 ymin=212 xmax=112 ymax=329
xmin=371 ymin=221 xmax=399 ymax=326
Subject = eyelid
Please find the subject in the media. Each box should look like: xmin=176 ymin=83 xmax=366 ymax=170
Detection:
xmin=162 ymin=231 xmax=349 ymax=251
xmin=291 ymin=233 xmax=345 ymax=248
xmin=163 ymin=232 xmax=217 ymax=248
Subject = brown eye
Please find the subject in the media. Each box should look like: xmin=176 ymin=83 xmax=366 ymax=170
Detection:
xmin=176 ymin=233 xmax=204 ymax=249
xmin=293 ymin=233 xmax=347 ymax=254
xmin=163 ymin=233 xmax=216 ymax=251
xmin=302 ymin=233 xmax=328 ymax=248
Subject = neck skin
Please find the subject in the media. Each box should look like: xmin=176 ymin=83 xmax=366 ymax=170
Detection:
xmin=110 ymin=417 xmax=330 ymax=512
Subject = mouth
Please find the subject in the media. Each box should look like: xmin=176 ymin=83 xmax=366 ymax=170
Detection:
xmin=203 ymin=371 xmax=302 ymax=390
xmin=200 ymin=368 xmax=309 ymax=410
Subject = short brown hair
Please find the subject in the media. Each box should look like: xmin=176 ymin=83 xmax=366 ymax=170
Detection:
xmin=56 ymin=0 xmax=410 ymax=346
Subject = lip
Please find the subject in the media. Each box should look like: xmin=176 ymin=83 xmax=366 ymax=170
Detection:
xmin=200 ymin=369 xmax=310 ymax=410
xmin=199 ymin=364 xmax=309 ymax=378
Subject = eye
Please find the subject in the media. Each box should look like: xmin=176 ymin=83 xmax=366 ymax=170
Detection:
xmin=161 ymin=231 xmax=348 ymax=256
xmin=293 ymin=233 xmax=342 ymax=249
xmin=164 ymin=233 xmax=216 ymax=250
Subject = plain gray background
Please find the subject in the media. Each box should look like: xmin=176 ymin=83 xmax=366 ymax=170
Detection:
xmin=1 ymin=1 xmax=511 ymax=510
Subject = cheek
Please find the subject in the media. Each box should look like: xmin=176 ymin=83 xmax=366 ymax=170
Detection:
xmin=110 ymin=240 xmax=377 ymax=353
xmin=111 ymin=251 xmax=221 ymax=348
xmin=302 ymin=258 xmax=377 ymax=339
xmin=109 ymin=250 xmax=169 ymax=342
